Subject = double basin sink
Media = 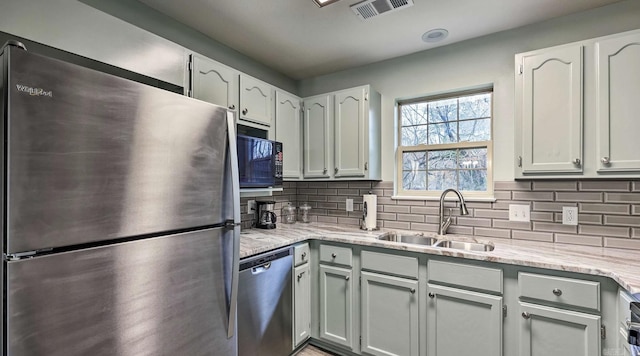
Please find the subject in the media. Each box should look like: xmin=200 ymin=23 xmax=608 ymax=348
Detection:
xmin=377 ymin=232 xmax=494 ymax=252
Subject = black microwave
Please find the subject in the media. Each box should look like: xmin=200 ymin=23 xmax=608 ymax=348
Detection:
xmin=236 ymin=134 xmax=283 ymax=188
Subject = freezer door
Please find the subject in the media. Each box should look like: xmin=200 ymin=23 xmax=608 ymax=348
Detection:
xmin=5 ymin=47 xmax=230 ymax=254
xmin=6 ymin=227 xmax=237 ymax=356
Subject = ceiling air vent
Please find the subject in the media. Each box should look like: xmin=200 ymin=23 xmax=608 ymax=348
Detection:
xmin=351 ymin=0 xmax=414 ymax=20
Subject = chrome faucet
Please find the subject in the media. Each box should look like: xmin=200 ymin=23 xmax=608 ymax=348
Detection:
xmin=438 ymin=188 xmax=469 ymax=235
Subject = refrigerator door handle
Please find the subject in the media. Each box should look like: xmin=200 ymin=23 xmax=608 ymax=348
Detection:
xmin=225 ymin=110 xmax=241 ymax=339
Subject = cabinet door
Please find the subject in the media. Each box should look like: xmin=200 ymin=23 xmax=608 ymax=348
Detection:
xmin=596 ymin=32 xmax=640 ymax=172
xmin=190 ymin=54 xmax=238 ymax=111
xmin=303 ymin=95 xmax=332 ymax=178
xmin=520 ymin=45 xmax=583 ymax=174
xmin=519 ymin=302 xmax=600 ymax=356
xmin=427 ymin=284 xmax=503 ymax=356
xmin=334 ymin=87 xmax=366 ymax=178
xmin=275 ymin=91 xmax=302 ymax=179
xmin=240 ymin=74 xmax=273 ymax=126
xmin=294 ymin=263 xmax=311 ymax=347
xmin=361 ymin=271 xmax=419 ymax=356
xmin=319 ymin=264 xmax=353 ymax=349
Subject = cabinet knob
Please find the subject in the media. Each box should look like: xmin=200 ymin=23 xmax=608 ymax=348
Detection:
xmin=410 ymin=288 xmax=416 ymax=294
xmin=242 ymin=108 xmax=248 ymax=115
xmin=428 ymin=292 xmax=435 ymax=298
xmin=601 ymin=157 xmax=611 ymax=165
xmin=552 ymin=288 xmax=562 ymax=296
xmin=331 ymin=253 xmax=337 ymax=258
xmin=364 ymin=162 xmax=368 ymax=171
xmin=301 ymin=252 xmax=307 ymax=259
xmin=297 ymin=271 xmax=305 ymax=281
xmin=334 ymin=167 xmax=338 ymax=174
xmin=229 ymin=104 xmax=236 ymax=110
xmin=345 ymin=276 xmax=350 ymax=281
xmin=323 ymin=168 xmax=327 ymax=175
xmin=573 ymin=158 xmax=581 ymax=166
xmin=522 ymin=312 xmax=531 ymax=319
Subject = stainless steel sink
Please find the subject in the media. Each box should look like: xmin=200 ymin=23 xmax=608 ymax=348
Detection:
xmin=433 ymin=240 xmax=495 ymax=252
xmin=377 ymin=233 xmax=438 ymax=246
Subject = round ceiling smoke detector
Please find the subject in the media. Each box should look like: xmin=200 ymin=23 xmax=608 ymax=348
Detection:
xmin=422 ymin=28 xmax=449 ymax=43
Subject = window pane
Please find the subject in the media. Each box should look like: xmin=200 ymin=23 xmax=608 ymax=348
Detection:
xmin=459 ymin=93 xmax=491 ymax=120
xmin=428 ymin=122 xmax=458 ymax=144
xmin=401 ymin=103 xmax=429 ymax=126
xmin=459 ymin=119 xmax=491 ymax=142
xmin=403 ymin=170 xmax=427 ymax=190
xmin=428 ymin=98 xmax=457 ymax=123
xmin=403 ymin=151 xmax=426 ymax=170
xmin=401 ymin=125 xmax=428 ymax=146
xmin=427 ymin=150 xmax=457 ymax=169
xmin=427 ymin=171 xmax=456 ymax=191
xmin=459 ymin=170 xmax=487 ymax=191
xmin=458 ymin=148 xmax=487 ymax=169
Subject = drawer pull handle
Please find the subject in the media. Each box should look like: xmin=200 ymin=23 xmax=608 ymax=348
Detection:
xmin=297 ymin=271 xmax=305 ymax=281
xmin=410 ymin=288 xmax=416 ymax=294
xmin=428 ymin=292 xmax=435 ymax=298
xmin=331 ymin=253 xmax=337 ymax=258
xmin=522 ymin=312 xmax=531 ymax=319
xmin=345 ymin=276 xmax=350 ymax=281
xmin=552 ymin=288 xmax=562 ymax=296
xmin=301 ymin=252 xmax=307 ymax=259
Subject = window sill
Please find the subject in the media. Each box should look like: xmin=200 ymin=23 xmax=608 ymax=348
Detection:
xmin=391 ymin=195 xmax=496 ymax=202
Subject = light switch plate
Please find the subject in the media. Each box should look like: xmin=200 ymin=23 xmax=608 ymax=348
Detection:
xmin=562 ymin=206 xmax=578 ymax=225
xmin=346 ymin=198 xmax=354 ymax=212
xmin=509 ymin=204 xmax=530 ymax=222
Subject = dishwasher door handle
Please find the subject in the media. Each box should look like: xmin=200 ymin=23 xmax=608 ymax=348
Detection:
xmin=252 ymin=262 xmax=272 ymax=274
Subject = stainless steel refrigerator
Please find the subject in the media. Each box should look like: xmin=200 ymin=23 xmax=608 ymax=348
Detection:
xmin=0 ymin=42 xmax=241 ymax=356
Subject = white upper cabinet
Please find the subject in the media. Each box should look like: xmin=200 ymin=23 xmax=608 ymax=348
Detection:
xmin=517 ymin=45 xmax=584 ymax=175
xmin=275 ymin=90 xmax=303 ymax=179
xmin=303 ymin=94 xmax=332 ymax=179
xmin=240 ymin=74 xmax=273 ymax=127
xmin=596 ymin=31 xmax=640 ymax=173
xmin=334 ymin=87 xmax=366 ymax=178
xmin=189 ymin=54 xmax=239 ymax=112
xmin=515 ymin=29 xmax=640 ymax=179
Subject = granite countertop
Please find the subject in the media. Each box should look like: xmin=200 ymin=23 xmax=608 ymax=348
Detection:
xmin=239 ymin=222 xmax=640 ymax=294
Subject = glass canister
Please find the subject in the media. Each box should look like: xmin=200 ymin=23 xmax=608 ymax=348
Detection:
xmin=281 ymin=203 xmax=297 ymax=224
xmin=298 ymin=203 xmax=312 ymax=223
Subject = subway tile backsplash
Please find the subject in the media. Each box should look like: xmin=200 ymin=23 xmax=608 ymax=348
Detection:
xmin=240 ymin=180 xmax=640 ymax=250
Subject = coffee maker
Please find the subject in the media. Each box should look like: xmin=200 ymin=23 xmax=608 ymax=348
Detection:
xmin=255 ymin=200 xmax=277 ymax=229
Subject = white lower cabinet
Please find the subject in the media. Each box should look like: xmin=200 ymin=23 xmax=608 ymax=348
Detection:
xmin=294 ymin=262 xmax=311 ymax=347
xmin=319 ymin=264 xmax=353 ymax=349
xmin=519 ymin=302 xmax=601 ymax=356
xmin=361 ymin=271 xmax=419 ymax=356
xmin=426 ymin=284 xmax=503 ymax=356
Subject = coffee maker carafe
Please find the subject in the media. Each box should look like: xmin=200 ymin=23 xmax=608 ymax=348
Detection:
xmin=256 ymin=200 xmax=277 ymax=229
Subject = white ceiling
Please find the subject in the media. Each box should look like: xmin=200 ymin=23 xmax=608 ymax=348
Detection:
xmin=137 ymin=0 xmax=622 ymax=80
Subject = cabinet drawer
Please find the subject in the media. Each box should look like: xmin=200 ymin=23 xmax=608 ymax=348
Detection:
xmin=361 ymin=250 xmax=418 ymax=279
xmin=319 ymin=244 xmax=352 ymax=267
xmin=619 ymin=290 xmax=634 ymax=329
xmin=294 ymin=243 xmax=310 ymax=266
xmin=519 ymin=272 xmax=600 ymax=311
xmin=428 ymin=260 xmax=502 ymax=294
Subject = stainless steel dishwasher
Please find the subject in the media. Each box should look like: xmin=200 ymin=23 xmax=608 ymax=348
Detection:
xmin=238 ymin=246 xmax=293 ymax=356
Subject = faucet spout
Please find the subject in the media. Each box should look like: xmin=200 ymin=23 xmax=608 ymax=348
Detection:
xmin=438 ymin=188 xmax=469 ymax=235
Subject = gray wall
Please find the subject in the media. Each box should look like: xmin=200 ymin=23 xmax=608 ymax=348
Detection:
xmin=297 ymin=0 xmax=640 ymax=181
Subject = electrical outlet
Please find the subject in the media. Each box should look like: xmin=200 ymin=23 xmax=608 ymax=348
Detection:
xmin=509 ymin=204 xmax=530 ymax=222
xmin=346 ymin=198 xmax=354 ymax=212
xmin=247 ymin=200 xmax=256 ymax=214
xmin=563 ymin=206 xmax=578 ymax=225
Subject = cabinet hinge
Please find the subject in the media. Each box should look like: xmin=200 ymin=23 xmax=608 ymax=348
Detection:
xmin=517 ymin=156 xmax=522 ymax=167
xmin=359 ymin=276 xmax=362 ymax=286
xmin=519 ymin=64 xmax=523 ymax=75
xmin=601 ymin=325 xmax=606 ymax=340
xmin=503 ymin=305 xmax=507 ymax=318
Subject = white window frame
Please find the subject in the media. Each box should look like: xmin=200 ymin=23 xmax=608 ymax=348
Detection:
xmin=395 ymin=88 xmax=494 ymax=199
